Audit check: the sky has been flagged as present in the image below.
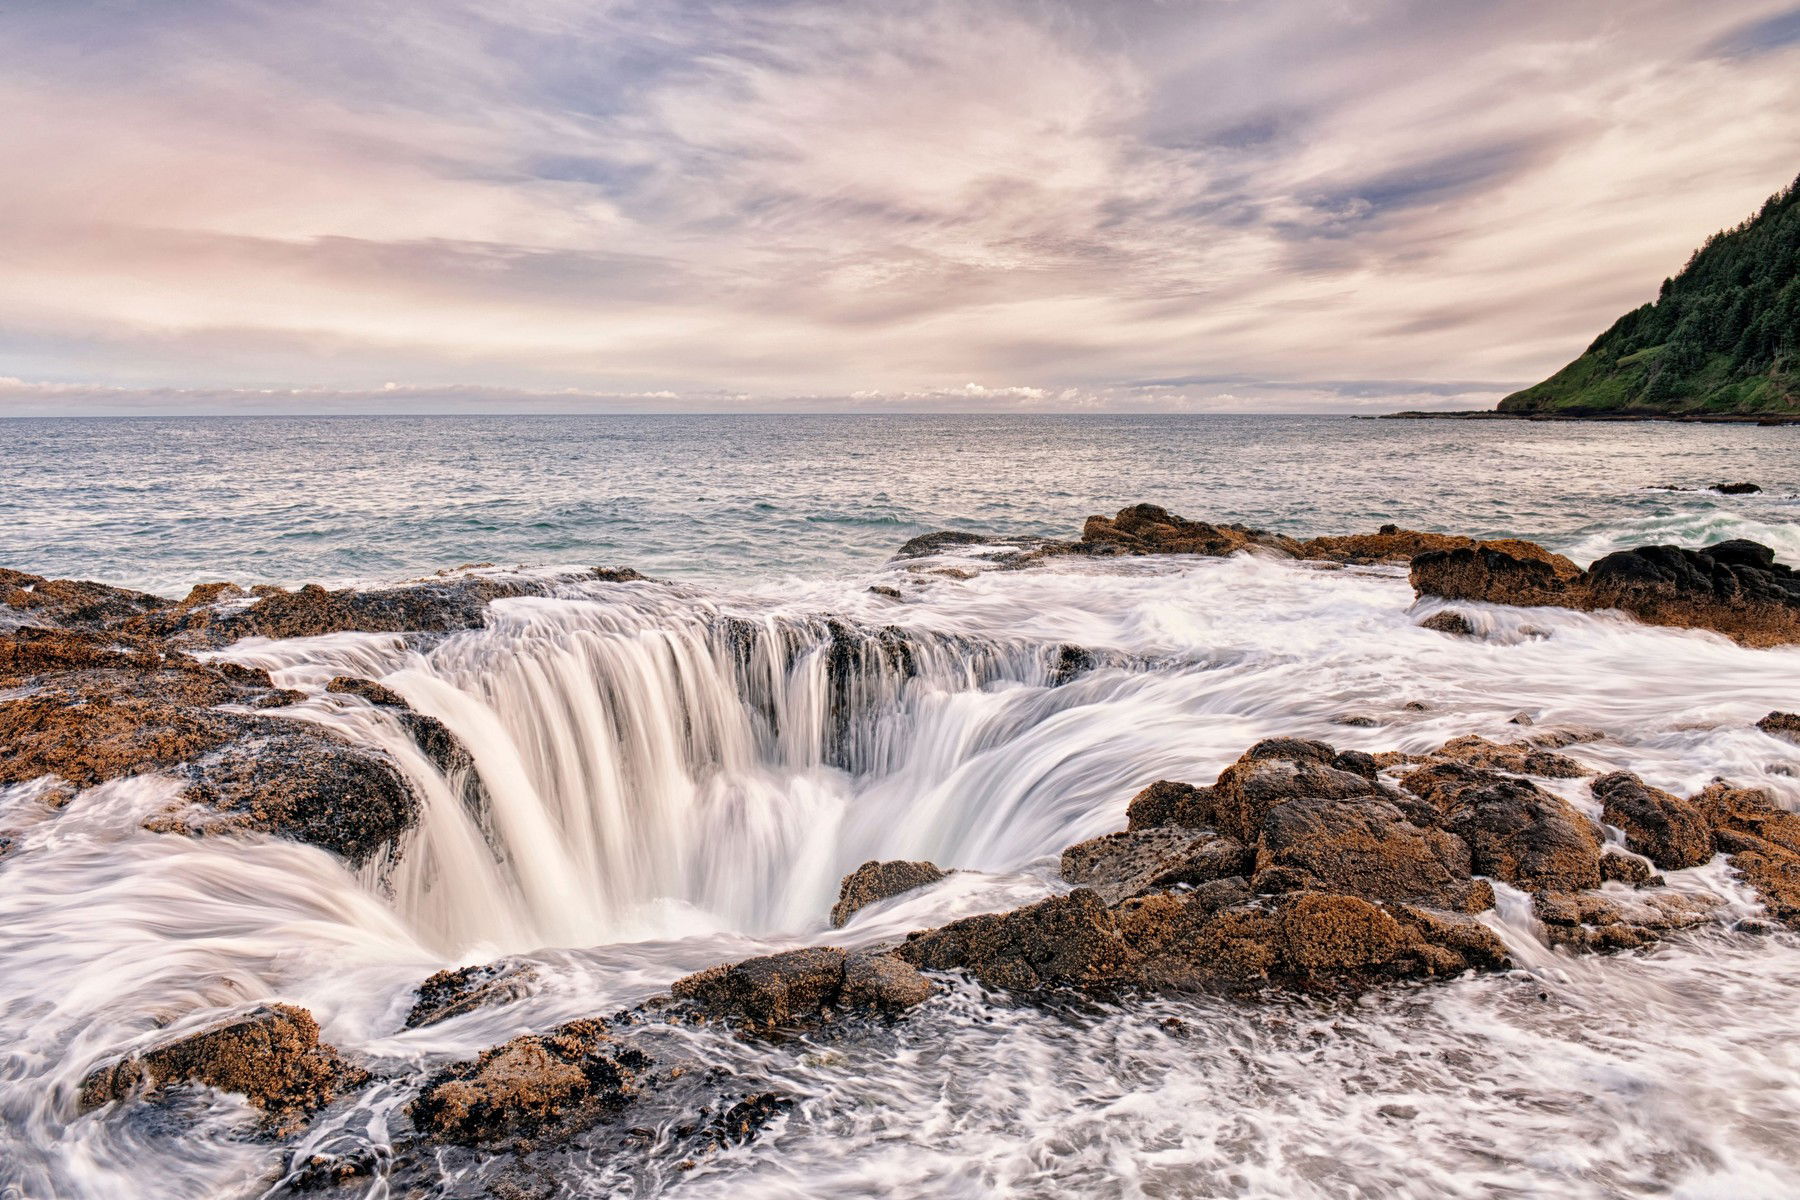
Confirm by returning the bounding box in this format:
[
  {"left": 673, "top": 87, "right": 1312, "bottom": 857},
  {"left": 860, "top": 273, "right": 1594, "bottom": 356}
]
[{"left": 2, "top": 0, "right": 1799, "bottom": 416}]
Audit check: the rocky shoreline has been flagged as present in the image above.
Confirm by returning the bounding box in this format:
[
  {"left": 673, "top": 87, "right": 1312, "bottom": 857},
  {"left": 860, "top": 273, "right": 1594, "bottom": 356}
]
[{"left": 6, "top": 506, "right": 1800, "bottom": 1195}]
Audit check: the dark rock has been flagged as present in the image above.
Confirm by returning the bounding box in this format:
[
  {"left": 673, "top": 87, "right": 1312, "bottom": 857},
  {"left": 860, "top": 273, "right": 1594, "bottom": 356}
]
[
  {"left": 708, "top": 1092, "right": 791, "bottom": 1147},
  {"left": 1400, "top": 763, "right": 1605, "bottom": 891},
  {"left": 407, "top": 1018, "right": 645, "bottom": 1146},
  {"left": 866, "top": 585, "right": 903, "bottom": 600},
  {"left": 1049, "top": 644, "right": 1096, "bottom": 685},
  {"left": 1296, "top": 530, "right": 1579, "bottom": 572},
  {"left": 830, "top": 859, "right": 947, "bottom": 927},
  {"left": 1073, "top": 505, "right": 1300, "bottom": 558},
  {"left": 894, "top": 530, "right": 991, "bottom": 559},
  {"left": 1599, "top": 851, "right": 1657, "bottom": 885},
  {"left": 327, "top": 675, "right": 475, "bottom": 780},
  {"left": 80, "top": 1004, "right": 366, "bottom": 1135},
  {"left": 1209, "top": 739, "right": 1385, "bottom": 843},
  {"left": 0, "top": 568, "right": 170, "bottom": 630},
  {"left": 1592, "top": 772, "right": 1713, "bottom": 869},
  {"left": 1429, "top": 734, "right": 1592, "bottom": 779},
  {"left": 1059, "top": 827, "right": 1250, "bottom": 905},
  {"left": 1125, "top": 780, "right": 1223, "bottom": 831},
  {"left": 1713, "top": 481, "right": 1761, "bottom": 494},
  {"left": 1418, "top": 610, "right": 1476, "bottom": 637},
  {"left": 406, "top": 961, "right": 539, "bottom": 1029},
  {"left": 671, "top": 947, "right": 933, "bottom": 1030},
  {"left": 1531, "top": 889, "right": 1720, "bottom": 952}
]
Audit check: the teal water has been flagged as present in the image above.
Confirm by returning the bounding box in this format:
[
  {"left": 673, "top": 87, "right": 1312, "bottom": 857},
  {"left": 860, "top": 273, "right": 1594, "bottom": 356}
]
[{"left": 2, "top": 414, "right": 1796, "bottom": 592}]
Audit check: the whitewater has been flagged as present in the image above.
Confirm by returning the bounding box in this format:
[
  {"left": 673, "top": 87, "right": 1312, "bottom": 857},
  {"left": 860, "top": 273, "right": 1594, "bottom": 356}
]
[{"left": 3, "top": 414, "right": 1799, "bottom": 1199}]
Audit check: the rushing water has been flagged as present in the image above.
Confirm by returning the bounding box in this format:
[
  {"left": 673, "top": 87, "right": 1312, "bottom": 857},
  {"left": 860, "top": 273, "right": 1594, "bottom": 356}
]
[{"left": 2, "top": 415, "right": 1799, "bottom": 1199}]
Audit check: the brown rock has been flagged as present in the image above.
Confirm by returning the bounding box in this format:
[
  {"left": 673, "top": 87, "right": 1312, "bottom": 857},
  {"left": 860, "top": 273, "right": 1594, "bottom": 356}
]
[
  {"left": 1075, "top": 505, "right": 1301, "bottom": 558},
  {"left": 671, "top": 946, "right": 933, "bottom": 1030},
  {"left": 897, "top": 889, "right": 1142, "bottom": 993},
  {"left": 1758, "top": 711, "right": 1800, "bottom": 742},
  {"left": 1059, "top": 827, "right": 1250, "bottom": 905},
  {"left": 830, "top": 859, "right": 947, "bottom": 927},
  {"left": 1531, "top": 890, "right": 1721, "bottom": 952},
  {"left": 1297, "top": 527, "right": 1579, "bottom": 573},
  {"left": 0, "top": 568, "right": 170, "bottom": 630},
  {"left": 1429, "top": 734, "right": 1592, "bottom": 779},
  {"left": 840, "top": 952, "right": 936, "bottom": 1012},
  {"left": 1411, "top": 546, "right": 1579, "bottom": 610},
  {"left": 1209, "top": 738, "right": 1384, "bottom": 843},
  {"left": 1599, "top": 851, "right": 1657, "bottom": 886},
  {"left": 1418, "top": 610, "right": 1477, "bottom": 637},
  {"left": 1591, "top": 772, "right": 1713, "bottom": 870},
  {"left": 1124, "top": 779, "right": 1223, "bottom": 831},
  {"left": 1400, "top": 763, "right": 1604, "bottom": 891},
  {"left": 80, "top": 1004, "right": 365, "bottom": 1135},
  {"left": 407, "top": 1018, "right": 644, "bottom": 1146},
  {"left": 1690, "top": 781, "right": 1800, "bottom": 925},
  {"left": 1252, "top": 796, "right": 1489, "bottom": 912}
]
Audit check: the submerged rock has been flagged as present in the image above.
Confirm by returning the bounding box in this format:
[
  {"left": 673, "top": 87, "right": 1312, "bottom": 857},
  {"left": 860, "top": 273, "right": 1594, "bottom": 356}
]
[
  {"left": 1531, "top": 889, "right": 1721, "bottom": 952},
  {"left": 1758, "top": 711, "right": 1800, "bottom": 741},
  {"left": 1413, "top": 539, "right": 1800, "bottom": 648},
  {"left": 1418, "top": 609, "right": 1477, "bottom": 637},
  {"left": 1060, "top": 828, "right": 1250, "bottom": 905},
  {"left": 830, "top": 859, "right": 947, "bottom": 927},
  {"left": 1591, "top": 771, "right": 1713, "bottom": 870},
  {"left": 671, "top": 947, "right": 933, "bottom": 1031},
  {"left": 406, "top": 960, "right": 539, "bottom": 1030},
  {"left": 80, "top": 1004, "right": 366, "bottom": 1136},
  {"left": 1714, "top": 481, "right": 1762, "bottom": 494}
]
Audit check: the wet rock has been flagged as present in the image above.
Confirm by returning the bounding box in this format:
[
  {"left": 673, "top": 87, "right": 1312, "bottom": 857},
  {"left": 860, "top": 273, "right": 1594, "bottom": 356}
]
[
  {"left": 1400, "top": 763, "right": 1605, "bottom": 892},
  {"left": 406, "top": 961, "right": 539, "bottom": 1030},
  {"left": 1049, "top": 643, "right": 1096, "bottom": 685},
  {"left": 1591, "top": 772, "right": 1713, "bottom": 870},
  {"left": 1691, "top": 780, "right": 1800, "bottom": 925},
  {"left": 897, "top": 888, "right": 1142, "bottom": 993},
  {"left": 1414, "top": 540, "right": 1800, "bottom": 648},
  {"left": 1599, "top": 851, "right": 1658, "bottom": 886},
  {"left": 1334, "top": 713, "right": 1380, "bottom": 728},
  {"left": 671, "top": 947, "right": 933, "bottom": 1030},
  {"left": 866, "top": 585, "right": 903, "bottom": 600},
  {"left": 893, "top": 530, "right": 992, "bottom": 559},
  {"left": 1531, "top": 890, "right": 1721, "bottom": 952},
  {"left": 1209, "top": 738, "right": 1386, "bottom": 843},
  {"left": 830, "top": 859, "right": 947, "bottom": 927},
  {"left": 1059, "top": 827, "right": 1251, "bottom": 905},
  {"left": 1428, "top": 734, "right": 1592, "bottom": 779},
  {"left": 326, "top": 675, "right": 475, "bottom": 780},
  {"left": 80, "top": 1004, "right": 366, "bottom": 1135},
  {"left": 407, "top": 1018, "right": 646, "bottom": 1146},
  {"left": 1124, "top": 779, "right": 1223, "bottom": 831},
  {"left": 1073, "top": 505, "right": 1301, "bottom": 558},
  {"left": 1418, "top": 610, "right": 1476, "bottom": 637},
  {"left": 1252, "top": 796, "right": 1491, "bottom": 912},
  {"left": 1714, "top": 481, "right": 1761, "bottom": 494},
  {"left": 1296, "top": 527, "right": 1579, "bottom": 573},
  {"left": 707, "top": 1092, "right": 792, "bottom": 1147},
  {"left": 0, "top": 568, "right": 170, "bottom": 630},
  {"left": 1757, "top": 711, "right": 1800, "bottom": 742}
]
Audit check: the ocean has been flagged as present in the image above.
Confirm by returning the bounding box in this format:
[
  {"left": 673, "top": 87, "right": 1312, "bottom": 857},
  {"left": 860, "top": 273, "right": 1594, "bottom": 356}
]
[{"left": 3, "top": 414, "right": 1799, "bottom": 1199}]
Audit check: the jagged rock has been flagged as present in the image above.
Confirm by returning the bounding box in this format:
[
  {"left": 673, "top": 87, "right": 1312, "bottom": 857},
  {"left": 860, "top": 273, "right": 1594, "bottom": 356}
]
[
  {"left": 671, "top": 947, "right": 933, "bottom": 1030},
  {"left": 1428, "top": 734, "right": 1592, "bottom": 779},
  {"left": 0, "top": 568, "right": 170, "bottom": 630},
  {"left": 1599, "top": 851, "right": 1658, "bottom": 885},
  {"left": 80, "top": 1004, "right": 366, "bottom": 1135},
  {"left": 1400, "top": 763, "right": 1605, "bottom": 891},
  {"left": 830, "top": 859, "right": 947, "bottom": 927},
  {"left": 1418, "top": 610, "right": 1477, "bottom": 637},
  {"left": 1124, "top": 780, "right": 1223, "bottom": 831},
  {"left": 1591, "top": 772, "right": 1713, "bottom": 869},
  {"left": 867, "top": 585, "right": 903, "bottom": 600},
  {"left": 1073, "top": 504, "right": 1300, "bottom": 558},
  {"left": 1208, "top": 738, "right": 1387, "bottom": 843},
  {"left": 1414, "top": 539, "right": 1800, "bottom": 648},
  {"left": 1758, "top": 711, "right": 1800, "bottom": 741},
  {"left": 407, "top": 1018, "right": 646, "bottom": 1146},
  {"left": 1714, "top": 481, "right": 1761, "bottom": 494},
  {"left": 1691, "top": 780, "right": 1800, "bottom": 924},
  {"left": 326, "top": 675, "right": 474, "bottom": 780},
  {"left": 708, "top": 1092, "right": 793, "bottom": 1146},
  {"left": 893, "top": 530, "right": 992, "bottom": 559},
  {"left": 1531, "top": 890, "right": 1721, "bottom": 952},
  {"left": 1252, "top": 796, "right": 1491, "bottom": 912},
  {"left": 1296, "top": 526, "right": 1579, "bottom": 573},
  {"left": 1059, "top": 827, "right": 1250, "bottom": 905},
  {"left": 406, "top": 961, "right": 539, "bottom": 1029}
]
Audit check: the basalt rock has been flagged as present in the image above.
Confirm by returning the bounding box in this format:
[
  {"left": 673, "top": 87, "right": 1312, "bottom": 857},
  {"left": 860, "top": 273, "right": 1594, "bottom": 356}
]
[
  {"left": 830, "top": 859, "right": 947, "bottom": 927},
  {"left": 1413, "top": 539, "right": 1800, "bottom": 648},
  {"left": 1714, "top": 481, "right": 1761, "bottom": 494},
  {"left": 1591, "top": 772, "right": 1713, "bottom": 870},
  {"left": 1124, "top": 780, "right": 1224, "bottom": 831},
  {"left": 1756, "top": 711, "right": 1800, "bottom": 742},
  {"left": 1428, "top": 734, "right": 1592, "bottom": 779},
  {"left": 1691, "top": 780, "right": 1800, "bottom": 924},
  {"left": 1074, "top": 505, "right": 1301, "bottom": 558},
  {"left": 0, "top": 568, "right": 170, "bottom": 631},
  {"left": 1399, "top": 763, "right": 1605, "bottom": 892},
  {"left": 407, "top": 1018, "right": 647, "bottom": 1146},
  {"left": 326, "top": 675, "right": 475, "bottom": 781},
  {"left": 1059, "top": 828, "right": 1251, "bottom": 905},
  {"left": 406, "top": 961, "right": 540, "bottom": 1030},
  {"left": 1251, "top": 796, "right": 1491, "bottom": 913},
  {"left": 671, "top": 947, "right": 933, "bottom": 1031},
  {"left": 79, "top": 1004, "right": 366, "bottom": 1136}
]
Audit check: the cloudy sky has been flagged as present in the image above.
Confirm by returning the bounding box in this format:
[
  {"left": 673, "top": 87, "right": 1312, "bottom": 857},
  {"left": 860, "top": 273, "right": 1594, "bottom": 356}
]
[{"left": 3, "top": 0, "right": 1799, "bottom": 415}]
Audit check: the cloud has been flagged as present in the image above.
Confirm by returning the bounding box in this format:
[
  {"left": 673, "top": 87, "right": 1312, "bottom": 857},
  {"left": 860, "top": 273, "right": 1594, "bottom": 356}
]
[{"left": 1, "top": 0, "right": 1798, "bottom": 412}]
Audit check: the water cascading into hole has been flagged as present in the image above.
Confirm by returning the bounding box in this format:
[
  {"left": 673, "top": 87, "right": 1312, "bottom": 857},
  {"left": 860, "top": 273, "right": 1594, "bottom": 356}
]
[{"left": 279, "top": 595, "right": 1109, "bottom": 955}]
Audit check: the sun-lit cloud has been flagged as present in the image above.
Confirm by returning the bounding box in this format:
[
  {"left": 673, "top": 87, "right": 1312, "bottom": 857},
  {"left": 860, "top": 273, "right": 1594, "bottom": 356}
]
[{"left": 1, "top": 0, "right": 1797, "bottom": 412}]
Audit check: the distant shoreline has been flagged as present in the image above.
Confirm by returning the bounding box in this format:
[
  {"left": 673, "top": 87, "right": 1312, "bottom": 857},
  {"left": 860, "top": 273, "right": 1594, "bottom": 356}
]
[{"left": 1372, "top": 410, "right": 1800, "bottom": 426}]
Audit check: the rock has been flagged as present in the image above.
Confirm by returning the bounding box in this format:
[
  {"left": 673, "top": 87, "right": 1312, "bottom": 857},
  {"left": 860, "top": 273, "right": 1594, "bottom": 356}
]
[
  {"left": 1296, "top": 528, "right": 1579, "bottom": 573},
  {"left": 1599, "top": 851, "right": 1657, "bottom": 885},
  {"left": 893, "top": 530, "right": 991, "bottom": 559},
  {"left": 898, "top": 889, "right": 1142, "bottom": 993},
  {"left": 671, "top": 947, "right": 933, "bottom": 1030},
  {"left": 1714, "top": 481, "right": 1761, "bottom": 494},
  {"left": 0, "top": 568, "right": 170, "bottom": 630},
  {"left": 830, "top": 859, "right": 947, "bottom": 927},
  {"left": 866, "top": 585, "right": 903, "bottom": 600},
  {"left": 1428, "top": 734, "right": 1592, "bottom": 779},
  {"left": 708, "top": 1092, "right": 792, "bottom": 1147},
  {"left": 1757, "top": 711, "right": 1800, "bottom": 741},
  {"left": 1059, "top": 827, "right": 1250, "bottom": 905},
  {"left": 1252, "top": 796, "right": 1491, "bottom": 912},
  {"left": 406, "top": 961, "right": 539, "bottom": 1029},
  {"left": 1414, "top": 539, "right": 1800, "bottom": 648},
  {"left": 1049, "top": 643, "right": 1096, "bottom": 685},
  {"left": 1591, "top": 772, "right": 1713, "bottom": 869},
  {"left": 1209, "top": 738, "right": 1386, "bottom": 843},
  {"left": 1073, "top": 505, "right": 1300, "bottom": 558},
  {"left": 1531, "top": 890, "right": 1721, "bottom": 952},
  {"left": 80, "top": 1004, "right": 366, "bottom": 1135},
  {"left": 326, "top": 675, "right": 475, "bottom": 780},
  {"left": 1690, "top": 780, "right": 1800, "bottom": 925},
  {"left": 407, "top": 1018, "right": 646, "bottom": 1146},
  {"left": 1418, "top": 610, "right": 1476, "bottom": 637},
  {"left": 1400, "top": 763, "right": 1605, "bottom": 891},
  {"left": 1124, "top": 780, "right": 1223, "bottom": 831}
]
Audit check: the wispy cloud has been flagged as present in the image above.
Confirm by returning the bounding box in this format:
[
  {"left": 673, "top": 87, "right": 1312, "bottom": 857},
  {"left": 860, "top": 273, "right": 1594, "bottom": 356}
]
[{"left": 1, "top": 0, "right": 1797, "bottom": 412}]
